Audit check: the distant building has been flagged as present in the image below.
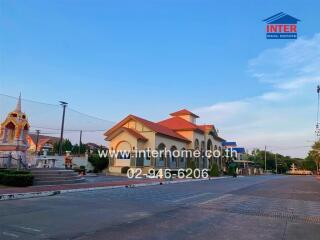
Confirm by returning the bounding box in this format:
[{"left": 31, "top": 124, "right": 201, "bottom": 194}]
[
  {"left": 27, "top": 134, "right": 60, "bottom": 154},
  {"left": 86, "top": 142, "right": 108, "bottom": 154},
  {"left": 104, "top": 109, "right": 225, "bottom": 174},
  {"left": 222, "top": 141, "right": 247, "bottom": 160}
]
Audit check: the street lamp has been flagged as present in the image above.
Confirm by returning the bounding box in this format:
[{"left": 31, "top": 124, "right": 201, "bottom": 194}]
[{"left": 59, "top": 101, "right": 68, "bottom": 156}]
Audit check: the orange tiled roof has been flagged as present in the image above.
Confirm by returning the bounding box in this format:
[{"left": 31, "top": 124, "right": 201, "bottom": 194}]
[
  {"left": 28, "top": 134, "right": 60, "bottom": 144},
  {"left": 197, "top": 124, "right": 214, "bottom": 132},
  {"left": 158, "top": 117, "right": 204, "bottom": 133},
  {"left": 105, "top": 115, "right": 190, "bottom": 143},
  {"left": 170, "top": 109, "right": 199, "bottom": 118}
]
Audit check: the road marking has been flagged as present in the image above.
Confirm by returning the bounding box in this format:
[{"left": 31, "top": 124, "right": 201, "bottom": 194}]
[
  {"left": 2, "top": 232, "right": 19, "bottom": 238},
  {"left": 14, "top": 226, "right": 41, "bottom": 232},
  {"left": 171, "top": 193, "right": 212, "bottom": 203},
  {"left": 198, "top": 194, "right": 233, "bottom": 205},
  {"left": 125, "top": 211, "right": 151, "bottom": 218}
]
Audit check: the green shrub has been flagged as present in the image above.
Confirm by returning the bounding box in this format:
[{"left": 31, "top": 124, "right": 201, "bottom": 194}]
[
  {"left": 88, "top": 154, "right": 108, "bottom": 173},
  {"left": 187, "top": 159, "right": 197, "bottom": 178},
  {"left": 209, "top": 163, "right": 219, "bottom": 177},
  {"left": 0, "top": 172, "right": 34, "bottom": 187}
]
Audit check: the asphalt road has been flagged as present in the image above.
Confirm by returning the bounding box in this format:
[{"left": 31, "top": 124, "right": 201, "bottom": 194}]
[{"left": 0, "top": 175, "right": 319, "bottom": 240}]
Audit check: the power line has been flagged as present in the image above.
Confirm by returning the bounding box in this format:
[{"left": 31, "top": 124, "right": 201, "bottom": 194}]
[
  {"left": 30, "top": 126, "right": 107, "bottom": 132},
  {"left": 0, "top": 93, "right": 59, "bottom": 107},
  {"left": 0, "top": 93, "right": 114, "bottom": 124}
]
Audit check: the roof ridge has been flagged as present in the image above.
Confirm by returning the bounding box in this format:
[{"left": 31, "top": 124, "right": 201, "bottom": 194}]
[
  {"left": 158, "top": 116, "right": 198, "bottom": 126},
  {"left": 158, "top": 116, "right": 204, "bottom": 133},
  {"left": 106, "top": 114, "right": 190, "bottom": 142},
  {"left": 170, "top": 109, "right": 199, "bottom": 118}
]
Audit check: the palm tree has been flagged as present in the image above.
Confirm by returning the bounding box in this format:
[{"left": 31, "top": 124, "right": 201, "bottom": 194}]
[{"left": 309, "top": 141, "right": 320, "bottom": 174}]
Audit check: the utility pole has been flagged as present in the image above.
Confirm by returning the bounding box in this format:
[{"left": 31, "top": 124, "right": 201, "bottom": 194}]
[
  {"left": 35, "top": 130, "right": 40, "bottom": 155},
  {"left": 78, "top": 130, "right": 82, "bottom": 156},
  {"left": 316, "top": 85, "right": 320, "bottom": 139},
  {"left": 264, "top": 145, "right": 267, "bottom": 172},
  {"left": 59, "top": 101, "right": 68, "bottom": 156}
]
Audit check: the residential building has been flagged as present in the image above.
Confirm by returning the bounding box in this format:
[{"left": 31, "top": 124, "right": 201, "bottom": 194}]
[
  {"left": 104, "top": 109, "right": 225, "bottom": 174},
  {"left": 27, "top": 134, "right": 60, "bottom": 154},
  {"left": 222, "top": 141, "right": 246, "bottom": 160}
]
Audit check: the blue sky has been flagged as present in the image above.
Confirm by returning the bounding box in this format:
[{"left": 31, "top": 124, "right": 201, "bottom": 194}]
[{"left": 1, "top": 0, "right": 320, "bottom": 157}]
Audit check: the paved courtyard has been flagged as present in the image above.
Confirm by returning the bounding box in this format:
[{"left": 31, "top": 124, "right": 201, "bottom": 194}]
[{"left": 0, "top": 175, "right": 319, "bottom": 240}]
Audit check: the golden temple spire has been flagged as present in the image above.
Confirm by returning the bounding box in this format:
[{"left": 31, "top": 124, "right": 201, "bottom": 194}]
[{"left": 15, "top": 93, "right": 22, "bottom": 112}]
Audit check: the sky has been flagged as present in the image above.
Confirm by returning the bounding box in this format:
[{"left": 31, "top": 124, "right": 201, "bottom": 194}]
[{"left": 1, "top": 0, "right": 320, "bottom": 157}]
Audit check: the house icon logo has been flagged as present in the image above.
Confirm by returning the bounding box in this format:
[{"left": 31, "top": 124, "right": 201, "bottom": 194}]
[{"left": 263, "top": 12, "right": 300, "bottom": 39}]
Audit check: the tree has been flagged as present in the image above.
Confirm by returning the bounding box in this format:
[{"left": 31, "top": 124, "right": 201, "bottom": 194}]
[
  {"left": 301, "top": 159, "right": 317, "bottom": 171},
  {"left": 307, "top": 141, "right": 320, "bottom": 173},
  {"left": 53, "top": 139, "right": 73, "bottom": 154},
  {"left": 209, "top": 163, "right": 219, "bottom": 177},
  {"left": 187, "top": 159, "right": 197, "bottom": 178},
  {"left": 246, "top": 149, "right": 303, "bottom": 173},
  {"left": 88, "top": 154, "right": 108, "bottom": 173},
  {"left": 71, "top": 144, "right": 87, "bottom": 155}
]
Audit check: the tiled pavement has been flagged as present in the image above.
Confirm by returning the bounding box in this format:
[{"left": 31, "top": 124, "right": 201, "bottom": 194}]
[
  {"left": 0, "top": 177, "right": 162, "bottom": 195},
  {"left": 0, "top": 175, "right": 319, "bottom": 239}
]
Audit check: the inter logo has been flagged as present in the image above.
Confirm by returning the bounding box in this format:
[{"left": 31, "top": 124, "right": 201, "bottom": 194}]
[{"left": 263, "top": 12, "right": 300, "bottom": 39}]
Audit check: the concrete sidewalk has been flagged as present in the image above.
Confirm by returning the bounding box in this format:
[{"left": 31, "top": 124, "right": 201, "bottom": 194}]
[{"left": 0, "top": 177, "right": 227, "bottom": 201}]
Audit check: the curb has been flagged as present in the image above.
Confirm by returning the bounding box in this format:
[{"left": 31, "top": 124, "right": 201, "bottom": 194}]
[{"left": 0, "top": 176, "right": 230, "bottom": 201}]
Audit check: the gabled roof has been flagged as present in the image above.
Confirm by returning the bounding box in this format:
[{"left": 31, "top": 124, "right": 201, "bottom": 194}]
[
  {"left": 263, "top": 12, "right": 300, "bottom": 24},
  {"left": 120, "top": 127, "right": 148, "bottom": 141},
  {"left": 28, "top": 134, "right": 60, "bottom": 144},
  {"left": 158, "top": 117, "right": 204, "bottom": 133},
  {"left": 170, "top": 109, "right": 199, "bottom": 118},
  {"left": 86, "top": 143, "right": 108, "bottom": 150},
  {"left": 105, "top": 115, "right": 190, "bottom": 143},
  {"left": 86, "top": 142, "right": 100, "bottom": 148}
]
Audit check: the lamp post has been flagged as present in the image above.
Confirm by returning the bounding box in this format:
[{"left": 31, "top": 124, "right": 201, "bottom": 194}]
[{"left": 59, "top": 101, "right": 68, "bottom": 156}]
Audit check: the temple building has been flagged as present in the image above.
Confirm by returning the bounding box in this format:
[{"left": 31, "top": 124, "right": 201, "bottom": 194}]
[
  {"left": 104, "top": 109, "right": 225, "bottom": 174},
  {"left": 0, "top": 94, "right": 30, "bottom": 167}
]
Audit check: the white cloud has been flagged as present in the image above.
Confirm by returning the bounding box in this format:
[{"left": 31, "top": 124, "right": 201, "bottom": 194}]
[{"left": 194, "top": 34, "right": 320, "bottom": 158}]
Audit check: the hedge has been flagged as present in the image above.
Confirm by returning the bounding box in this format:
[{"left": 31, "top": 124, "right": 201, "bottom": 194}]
[
  {"left": 0, "top": 170, "right": 34, "bottom": 187},
  {"left": 0, "top": 169, "right": 30, "bottom": 175}
]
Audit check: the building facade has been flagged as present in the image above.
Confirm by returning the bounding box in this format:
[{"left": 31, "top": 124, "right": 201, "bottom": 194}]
[{"left": 105, "top": 109, "right": 225, "bottom": 174}]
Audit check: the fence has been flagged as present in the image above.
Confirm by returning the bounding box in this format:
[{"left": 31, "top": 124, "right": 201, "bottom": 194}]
[{"left": 0, "top": 153, "right": 27, "bottom": 170}]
